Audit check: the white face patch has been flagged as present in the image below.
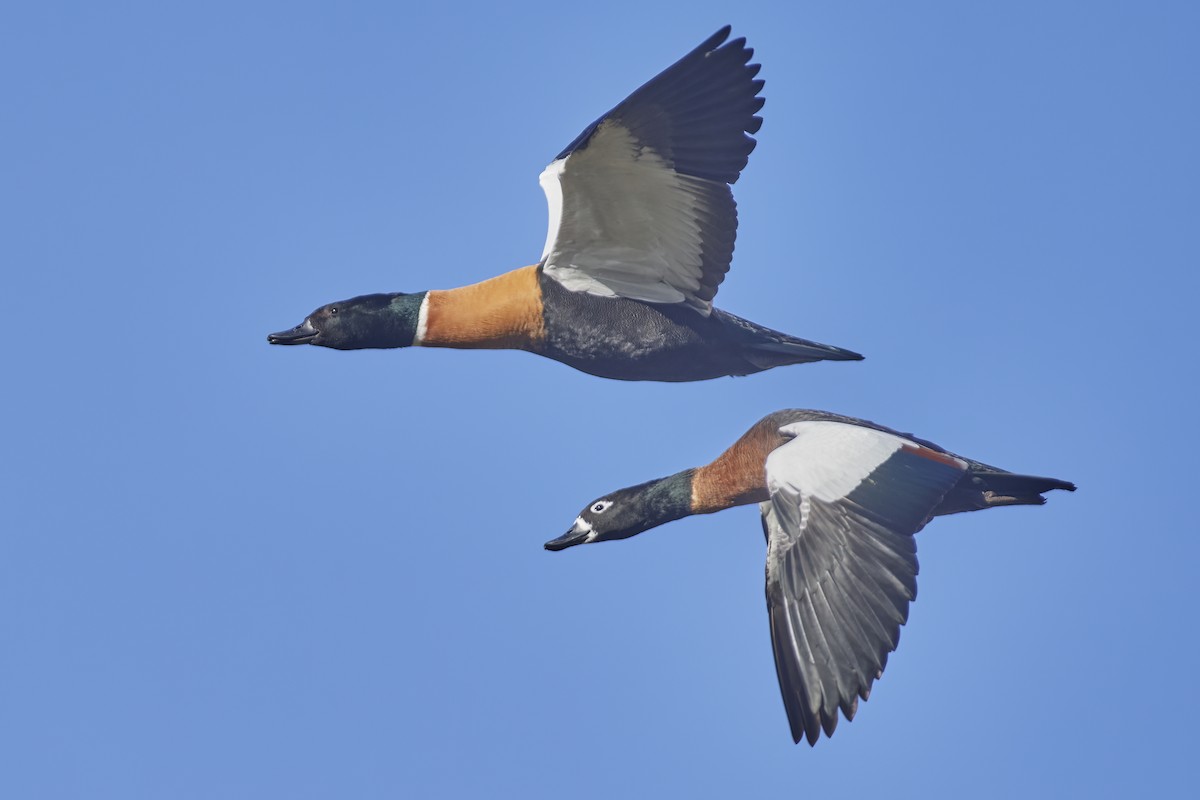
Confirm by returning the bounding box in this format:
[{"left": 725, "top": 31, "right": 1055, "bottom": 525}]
[
  {"left": 413, "top": 293, "right": 430, "bottom": 346},
  {"left": 572, "top": 516, "right": 599, "bottom": 543}
]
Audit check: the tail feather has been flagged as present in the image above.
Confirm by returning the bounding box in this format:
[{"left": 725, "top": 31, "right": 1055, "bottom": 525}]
[
  {"left": 750, "top": 339, "right": 865, "bottom": 364},
  {"left": 980, "top": 472, "right": 1077, "bottom": 506},
  {"left": 936, "top": 470, "right": 1075, "bottom": 516},
  {"left": 714, "top": 308, "right": 864, "bottom": 366}
]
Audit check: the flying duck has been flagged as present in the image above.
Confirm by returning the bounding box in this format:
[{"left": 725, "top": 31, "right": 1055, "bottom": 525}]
[
  {"left": 267, "top": 27, "right": 862, "bottom": 381},
  {"left": 544, "top": 409, "right": 1075, "bottom": 744}
]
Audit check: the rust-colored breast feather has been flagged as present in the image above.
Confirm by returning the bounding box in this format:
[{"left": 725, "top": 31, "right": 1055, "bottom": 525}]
[
  {"left": 691, "top": 418, "right": 788, "bottom": 514},
  {"left": 422, "top": 265, "right": 546, "bottom": 349}
]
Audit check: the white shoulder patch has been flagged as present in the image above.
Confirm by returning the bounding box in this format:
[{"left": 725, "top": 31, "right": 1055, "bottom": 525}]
[
  {"left": 538, "top": 158, "right": 567, "bottom": 263},
  {"left": 766, "top": 421, "right": 912, "bottom": 503}
]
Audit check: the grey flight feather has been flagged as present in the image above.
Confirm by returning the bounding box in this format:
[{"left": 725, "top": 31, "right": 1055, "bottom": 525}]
[{"left": 762, "top": 445, "right": 967, "bottom": 745}]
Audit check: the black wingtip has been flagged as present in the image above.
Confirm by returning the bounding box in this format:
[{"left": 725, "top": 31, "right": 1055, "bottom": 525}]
[{"left": 695, "top": 26, "right": 733, "bottom": 54}]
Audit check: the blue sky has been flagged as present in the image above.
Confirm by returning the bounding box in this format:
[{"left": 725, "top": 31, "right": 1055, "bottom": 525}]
[{"left": 3, "top": 1, "right": 1196, "bottom": 797}]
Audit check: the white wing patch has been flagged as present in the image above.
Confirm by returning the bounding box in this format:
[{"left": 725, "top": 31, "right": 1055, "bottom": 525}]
[
  {"left": 766, "top": 421, "right": 913, "bottom": 503},
  {"left": 539, "top": 158, "right": 566, "bottom": 263},
  {"left": 539, "top": 120, "right": 721, "bottom": 313}
]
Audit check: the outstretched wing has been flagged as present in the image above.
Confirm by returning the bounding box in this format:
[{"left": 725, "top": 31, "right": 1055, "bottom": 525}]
[
  {"left": 539, "top": 27, "right": 764, "bottom": 315},
  {"left": 761, "top": 420, "right": 968, "bottom": 745}
]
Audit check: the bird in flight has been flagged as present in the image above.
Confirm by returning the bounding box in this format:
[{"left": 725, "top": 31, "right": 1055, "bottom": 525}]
[
  {"left": 545, "top": 409, "right": 1075, "bottom": 744},
  {"left": 268, "top": 27, "right": 862, "bottom": 381}
]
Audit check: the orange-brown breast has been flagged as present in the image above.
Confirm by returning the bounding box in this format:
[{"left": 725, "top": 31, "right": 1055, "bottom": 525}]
[
  {"left": 421, "top": 265, "right": 546, "bottom": 349},
  {"left": 691, "top": 417, "right": 789, "bottom": 514}
]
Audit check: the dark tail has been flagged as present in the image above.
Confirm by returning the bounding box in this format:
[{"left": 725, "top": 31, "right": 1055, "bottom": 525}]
[
  {"left": 714, "top": 309, "right": 865, "bottom": 367},
  {"left": 749, "top": 338, "right": 865, "bottom": 365},
  {"left": 978, "top": 472, "right": 1076, "bottom": 507},
  {"left": 936, "top": 469, "right": 1076, "bottom": 516}
]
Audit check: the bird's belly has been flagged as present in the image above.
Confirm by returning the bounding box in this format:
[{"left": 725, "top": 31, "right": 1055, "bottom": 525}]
[{"left": 539, "top": 299, "right": 747, "bottom": 381}]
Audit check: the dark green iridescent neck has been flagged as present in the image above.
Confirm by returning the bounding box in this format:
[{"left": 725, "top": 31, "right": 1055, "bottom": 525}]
[
  {"left": 342, "top": 291, "right": 426, "bottom": 349},
  {"left": 383, "top": 292, "right": 426, "bottom": 347},
  {"left": 640, "top": 469, "right": 697, "bottom": 527}
]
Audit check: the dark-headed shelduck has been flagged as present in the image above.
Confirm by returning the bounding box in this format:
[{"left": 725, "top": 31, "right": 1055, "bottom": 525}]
[
  {"left": 545, "top": 409, "right": 1075, "bottom": 744},
  {"left": 268, "top": 27, "right": 862, "bottom": 381}
]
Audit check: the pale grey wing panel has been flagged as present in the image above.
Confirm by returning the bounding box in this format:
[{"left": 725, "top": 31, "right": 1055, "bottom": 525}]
[
  {"left": 540, "top": 28, "right": 761, "bottom": 314},
  {"left": 762, "top": 441, "right": 967, "bottom": 745},
  {"left": 542, "top": 142, "right": 734, "bottom": 312}
]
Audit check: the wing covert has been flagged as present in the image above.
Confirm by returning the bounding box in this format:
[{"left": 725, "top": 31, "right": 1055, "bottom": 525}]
[
  {"left": 761, "top": 421, "right": 969, "bottom": 745},
  {"left": 540, "top": 27, "right": 764, "bottom": 314}
]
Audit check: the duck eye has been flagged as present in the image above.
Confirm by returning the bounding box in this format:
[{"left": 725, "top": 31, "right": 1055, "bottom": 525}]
[
  {"left": 329, "top": 307, "right": 338, "bottom": 315},
  {"left": 592, "top": 501, "right": 611, "bottom": 514}
]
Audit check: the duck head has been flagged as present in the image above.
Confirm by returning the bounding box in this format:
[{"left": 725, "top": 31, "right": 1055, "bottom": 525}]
[
  {"left": 268, "top": 292, "right": 426, "bottom": 350},
  {"left": 544, "top": 472, "right": 695, "bottom": 551}
]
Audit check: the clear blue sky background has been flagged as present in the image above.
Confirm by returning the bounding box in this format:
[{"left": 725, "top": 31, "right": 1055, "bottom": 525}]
[{"left": 3, "top": 1, "right": 1196, "bottom": 797}]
